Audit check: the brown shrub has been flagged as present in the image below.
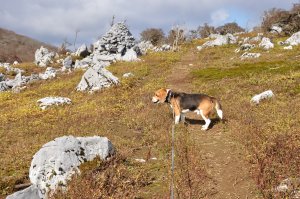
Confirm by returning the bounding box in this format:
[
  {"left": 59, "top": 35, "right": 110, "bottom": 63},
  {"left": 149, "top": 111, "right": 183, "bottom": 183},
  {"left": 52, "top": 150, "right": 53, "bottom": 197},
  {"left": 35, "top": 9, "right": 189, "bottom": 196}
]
[
  {"left": 198, "top": 23, "right": 216, "bottom": 38},
  {"left": 216, "top": 22, "right": 245, "bottom": 35},
  {"left": 140, "top": 28, "right": 165, "bottom": 46}
]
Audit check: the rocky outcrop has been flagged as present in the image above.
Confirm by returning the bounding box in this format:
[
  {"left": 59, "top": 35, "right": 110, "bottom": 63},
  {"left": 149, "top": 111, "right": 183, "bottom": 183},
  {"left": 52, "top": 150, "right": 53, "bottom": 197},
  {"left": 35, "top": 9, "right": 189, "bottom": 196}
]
[
  {"left": 34, "top": 46, "right": 56, "bottom": 67},
  {"left": 120, "top": 48, "right": 139, "bottom": 62},
  {"left": 138, "top": 41, "right": 154, "bottom": 54},
  {"left": 37, "top": 97, "right": 71, "bottom": 110},
  {"left": 0, "top": 62, "right": 24, "bottom": 74},
  {"left": 93, "top": 22, "right": 138, "bottom": 58},
  {"left": 285, "top": 31, "right": 300, "bottom": 46},
  {"left": 197, "top": 34, "right": 237, "bottom": 50},
  {"left": 259, "top": 37, "right": 274, "bottom": 50},
  {"left": 7, "top": 136, "right": 115, "bottom": 199},
  {"left": 76, "top": 64, "right": 119, "bottom": 92}
]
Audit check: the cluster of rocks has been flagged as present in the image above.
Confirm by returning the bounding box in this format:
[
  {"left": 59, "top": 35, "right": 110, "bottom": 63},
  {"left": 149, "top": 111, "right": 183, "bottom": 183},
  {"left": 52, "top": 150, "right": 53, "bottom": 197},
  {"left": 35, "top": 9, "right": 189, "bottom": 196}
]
[
  {"left": 197, "top": 33, "right": 237, "bottom": 51},
  {"left": 37, "top": 97, "right": 72, "bottom": 110},
  {"left": 7, "top": 136, "right": 114, "bottom": 199},
  {"left": 0, "top": 62, "right": 58, "bottom": 92},
  {"left": 73, "top": 22, "right": 143, "bottom": 91},
  {"left": 76, "top": 64, "right": 119, "bottom": 92},
  {"left": 0, "top": 62, "right": 24, "bottom": 74},
  {"left": 0, "top": 72, "right": 39, "bottom": 92},
  {"left": 34, "top": 46, "right": 57, "bottom": 67}
]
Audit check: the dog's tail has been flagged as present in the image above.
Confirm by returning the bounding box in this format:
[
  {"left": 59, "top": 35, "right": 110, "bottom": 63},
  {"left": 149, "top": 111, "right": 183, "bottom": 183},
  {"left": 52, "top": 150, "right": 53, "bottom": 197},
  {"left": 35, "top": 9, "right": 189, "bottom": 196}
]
[{"left": 212, "top": 98, "right": 223, "bottom": 120}]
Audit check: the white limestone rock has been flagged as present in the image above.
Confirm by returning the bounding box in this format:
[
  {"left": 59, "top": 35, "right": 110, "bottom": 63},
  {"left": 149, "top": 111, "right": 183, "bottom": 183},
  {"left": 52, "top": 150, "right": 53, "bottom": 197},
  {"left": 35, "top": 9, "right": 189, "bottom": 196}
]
[
  {"left": 37, "top": 97, "right": 71, "bottom": 110},
  {"left": 76, "top": 64, "right": 119, "bottom": 92},
  {"left": 7, "top": 136, "right": 114, "bottom": 199},
  {"left": 240, "top": 52, "right": 261, "bottom": 60},
  {"left": 197, "top": 34, "right": 237, "bottom": 51},
  {"left": 62, "top": 56, "right": 73, "bottom": 71},
  {"left": 0, "top": 62, "right": 24, "bottom": 74},
  {"left": 34, "top": 46, "right": 56, "bottom": 67},
  {"left": 39, "top": 67, "right": 56, "bottom": 80},
  {"left": 259, "top": 37, "right": 274, "bottom": 50},
  {"left": 121, "top": 48, "right": 139, "bottom": 62},
  {"left": 123, "top": 72, "right": 134, "bottom": 78},
  {"left": 13, "top": 61, "right": 19, "bottom": 65},
  {"left": 6, "top": 185, "right": 40, "bottom": 199},
  {"left": 235, "top": 44, "right": 255, "bottom": 53},
  {"left": 251, "top": 90, "right": 274, "bottom": 104},
  {"left": 276, "top": 178, "right": 300, "bottom": 198},
  {"left": 270, "top": 25, "right": 282, "bottom": 34},
  {"left": 285, "top": 31, "right": 300, "bottom": 46},
  {"left": 138, "top": 41, "right": 154, "bottom": 54}
]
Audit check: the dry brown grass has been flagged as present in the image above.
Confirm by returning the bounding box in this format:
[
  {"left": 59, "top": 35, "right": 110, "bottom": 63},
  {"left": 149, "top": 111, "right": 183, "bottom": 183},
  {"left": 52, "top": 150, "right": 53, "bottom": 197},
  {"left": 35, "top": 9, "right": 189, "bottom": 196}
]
[{"left": 1, "top": 36, "right": 299, "bottom": 198}]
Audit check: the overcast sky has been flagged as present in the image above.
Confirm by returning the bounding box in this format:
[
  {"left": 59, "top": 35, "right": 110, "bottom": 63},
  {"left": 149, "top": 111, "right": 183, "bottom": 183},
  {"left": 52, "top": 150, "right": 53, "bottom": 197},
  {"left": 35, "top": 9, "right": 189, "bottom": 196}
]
[{"left": 0, "top": 0, "right": 298, "bottom": 47}]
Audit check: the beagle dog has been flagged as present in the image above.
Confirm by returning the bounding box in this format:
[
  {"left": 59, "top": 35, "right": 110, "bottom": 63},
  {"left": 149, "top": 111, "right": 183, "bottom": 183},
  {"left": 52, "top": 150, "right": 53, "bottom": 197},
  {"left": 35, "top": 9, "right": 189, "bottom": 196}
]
[{"left": 152, "top": 88, "right": 223, "bottom": 130}]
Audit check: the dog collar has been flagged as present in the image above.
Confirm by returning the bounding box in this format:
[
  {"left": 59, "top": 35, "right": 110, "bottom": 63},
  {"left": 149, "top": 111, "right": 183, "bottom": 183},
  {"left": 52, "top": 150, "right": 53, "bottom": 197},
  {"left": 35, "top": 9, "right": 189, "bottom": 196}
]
[{"left": 165, "top": 90, "right": 172, "bottom": 103}]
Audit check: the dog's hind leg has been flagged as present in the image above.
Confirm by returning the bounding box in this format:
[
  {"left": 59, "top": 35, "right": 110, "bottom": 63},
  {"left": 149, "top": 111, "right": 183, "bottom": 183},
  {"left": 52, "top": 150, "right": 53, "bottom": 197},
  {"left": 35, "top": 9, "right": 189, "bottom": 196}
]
[
  {"left": 200, "top": 110, "right": 211, "bottom": 130},
  {"left": 180, "top": 114, "right": 186, "bottom": 123}
]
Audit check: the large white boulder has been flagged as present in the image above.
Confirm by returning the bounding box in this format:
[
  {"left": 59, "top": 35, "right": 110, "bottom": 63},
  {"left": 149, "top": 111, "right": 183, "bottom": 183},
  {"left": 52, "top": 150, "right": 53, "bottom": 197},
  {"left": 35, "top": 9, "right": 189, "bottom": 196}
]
[
  {"left": 138, "top": 41, "right": 154, "bottom": 54},
  {"left": 197, "top": 34, "right": 237, "bottom": 50},
  {"left": 285, "top": 31, "right": 300, "bottom": 46},
  {"left": 76, "top": 64, "right": 119, "bottom": 92},
  {"left": 7, "top": 136, "right": 114, "bottom": 199},
  {"left": 120, "top": 48, "right": 139, "bottom": 62},
  {"left": 259, "top": 37, "right": 274, "bottom": 50},
  {"left": 34, "top": 46, "right": 56, "bottom": 67},
  {"left": 37, "top": 97, "right": 71, "bottom": 110}
]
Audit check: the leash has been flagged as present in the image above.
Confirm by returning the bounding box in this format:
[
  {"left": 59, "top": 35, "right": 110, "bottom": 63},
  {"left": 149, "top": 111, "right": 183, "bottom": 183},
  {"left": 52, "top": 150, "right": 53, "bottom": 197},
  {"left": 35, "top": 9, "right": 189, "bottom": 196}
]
[{"left": 171, "top": 124, "right": 175, "bottom": 199}]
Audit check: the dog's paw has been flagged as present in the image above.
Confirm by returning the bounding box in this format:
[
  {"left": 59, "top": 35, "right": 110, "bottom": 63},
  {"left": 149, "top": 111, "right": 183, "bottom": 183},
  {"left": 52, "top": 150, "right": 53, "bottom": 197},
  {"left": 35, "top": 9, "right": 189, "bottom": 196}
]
[{"left": 201, "top": 126, "right": 208, "bottom": 131}]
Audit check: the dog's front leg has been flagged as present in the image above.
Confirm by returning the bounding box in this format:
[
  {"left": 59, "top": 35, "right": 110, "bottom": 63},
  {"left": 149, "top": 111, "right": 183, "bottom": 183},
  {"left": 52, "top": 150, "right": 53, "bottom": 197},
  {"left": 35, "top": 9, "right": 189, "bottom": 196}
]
[{"left": 174, "top": 114, "right": 180, "bottom": 124}]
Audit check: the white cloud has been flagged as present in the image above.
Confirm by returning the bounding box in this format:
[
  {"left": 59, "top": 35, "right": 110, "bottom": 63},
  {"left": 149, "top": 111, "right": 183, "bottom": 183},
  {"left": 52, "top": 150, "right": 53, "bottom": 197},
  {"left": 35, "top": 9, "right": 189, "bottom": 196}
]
[
  {"left": 211, "top": 9, "right": 230, "bottom": 26},
  {"left": 0, "top": 0, "right": 298, "bottom": 46}
]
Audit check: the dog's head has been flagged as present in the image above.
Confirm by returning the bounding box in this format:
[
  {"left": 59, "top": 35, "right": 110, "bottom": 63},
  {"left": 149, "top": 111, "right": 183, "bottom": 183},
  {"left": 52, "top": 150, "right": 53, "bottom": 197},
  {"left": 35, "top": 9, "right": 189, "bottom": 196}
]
[{"left": 152, "top": 88, "right": 170, "bottom": 103}]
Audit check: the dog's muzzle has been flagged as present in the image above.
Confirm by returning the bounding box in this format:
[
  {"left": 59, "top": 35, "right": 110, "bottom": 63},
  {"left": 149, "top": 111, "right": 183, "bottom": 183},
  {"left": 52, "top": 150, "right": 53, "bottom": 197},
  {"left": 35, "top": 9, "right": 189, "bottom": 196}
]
[{"left": 152, "top": 97, "right": 159, "bottom": 103}]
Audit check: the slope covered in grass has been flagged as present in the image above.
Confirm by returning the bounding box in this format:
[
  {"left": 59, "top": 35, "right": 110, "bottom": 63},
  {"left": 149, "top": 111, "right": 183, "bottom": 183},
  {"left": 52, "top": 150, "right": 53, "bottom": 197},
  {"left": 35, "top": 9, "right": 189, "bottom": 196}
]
[{"left": 1, "top": 35, "right": 300, "bottom": 198}]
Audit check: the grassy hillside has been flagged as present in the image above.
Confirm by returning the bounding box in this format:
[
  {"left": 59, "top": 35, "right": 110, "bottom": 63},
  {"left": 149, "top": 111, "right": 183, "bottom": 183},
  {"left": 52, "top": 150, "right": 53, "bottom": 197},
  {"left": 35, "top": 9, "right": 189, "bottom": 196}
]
[
  {"left": 0, "top": 35, "right": 299, "bottom": 198},
  {"left": 0, "top": 28, "right": 57, "bottom": 63}
]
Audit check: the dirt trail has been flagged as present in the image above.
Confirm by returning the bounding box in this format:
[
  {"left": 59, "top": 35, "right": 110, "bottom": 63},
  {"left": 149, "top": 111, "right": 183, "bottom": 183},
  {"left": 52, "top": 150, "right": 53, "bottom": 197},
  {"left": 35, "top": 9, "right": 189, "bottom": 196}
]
[{"left": 167, "top": 50, "right": 259, "bottom": 198}]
